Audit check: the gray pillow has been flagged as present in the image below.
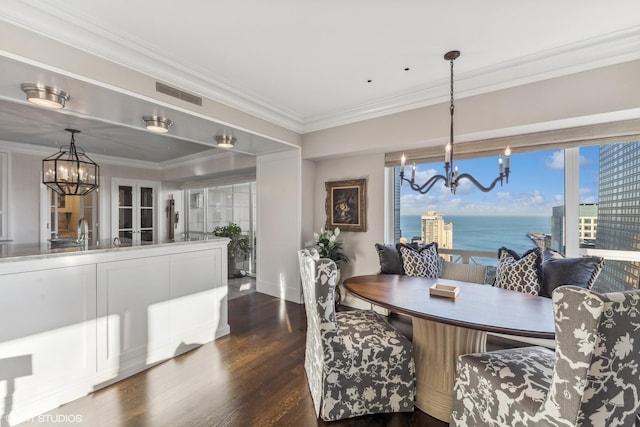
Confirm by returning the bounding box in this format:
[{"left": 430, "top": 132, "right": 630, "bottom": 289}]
[
  {"left": 540, "top": 248, "right": 604, "bottom": 298},
  {"left": 374, "top": 243, "right": 402, "bottom": 274}
]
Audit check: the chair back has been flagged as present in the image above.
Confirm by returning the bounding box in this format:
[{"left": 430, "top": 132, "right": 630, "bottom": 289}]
[
  {"left": 297, "top": 249, "right": 337, "bottom": 333},
  {"left": 547, "top": 286, "right": 640, "bottom": 425}
]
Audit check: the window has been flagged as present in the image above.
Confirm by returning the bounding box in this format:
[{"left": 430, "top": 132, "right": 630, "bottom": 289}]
[
  {"left": 0, "top": 152, "right": 7, "bottom": 240},
  {"left": 394, "top": 149, "right": 563, "bottom": 265},
  {"left": 390, "top": 141, "right": 640, "bottom": 291},
  {"left": 185, "top": 182, "right": 256, "bottom": 275}
]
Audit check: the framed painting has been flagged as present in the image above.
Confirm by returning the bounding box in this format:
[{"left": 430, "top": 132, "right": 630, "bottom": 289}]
[{"left": 324, "top": 179, "right": 367, "bottom": 232}]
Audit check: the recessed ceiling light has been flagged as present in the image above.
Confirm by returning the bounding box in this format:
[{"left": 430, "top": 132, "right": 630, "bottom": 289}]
[
  {"left": 143, "top": 116, "right": 173, "bottom": 133},
  {"left": 215, "top": 134, "right": 236, "bottom": 149},
  {"left": 20, "top": 83, "right": 70, "bottom": 109}
]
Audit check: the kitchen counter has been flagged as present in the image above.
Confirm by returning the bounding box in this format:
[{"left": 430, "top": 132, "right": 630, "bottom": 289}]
[{"left": 0, "top": 238, "right": 227, "bottom": 263}]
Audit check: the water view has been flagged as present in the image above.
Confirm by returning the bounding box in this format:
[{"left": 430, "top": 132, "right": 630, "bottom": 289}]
[{"left": 400, "top": 215, "right": 551, "bottom": 259}]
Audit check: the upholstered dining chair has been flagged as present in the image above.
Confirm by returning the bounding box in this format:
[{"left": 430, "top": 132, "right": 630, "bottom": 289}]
[
  {"left": 297, "top": 249, "right": 415, "bottom": 421},
  {"left": 450, "top": 285, "right": 640, "bottom": 427}
]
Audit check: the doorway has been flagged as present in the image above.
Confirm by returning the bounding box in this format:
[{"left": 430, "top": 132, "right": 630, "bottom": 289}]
[{"left": 42, "top": 187, "right": 99, "bottom": 245}]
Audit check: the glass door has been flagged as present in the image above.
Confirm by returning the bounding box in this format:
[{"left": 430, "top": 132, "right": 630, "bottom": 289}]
[
  {"left": 113, "top": 179, "right": 157, "bottom": 245},
  {"left": 140, "top": 186, "right": 154, "bottom": 243},
  {"left": 118, "top": 185, "right": 134, "bottom": 244}
]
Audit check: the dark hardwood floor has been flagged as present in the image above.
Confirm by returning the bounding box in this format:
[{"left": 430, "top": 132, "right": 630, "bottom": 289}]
[{"left": 19, "top": 293, "right": 448, "bottom": 427}]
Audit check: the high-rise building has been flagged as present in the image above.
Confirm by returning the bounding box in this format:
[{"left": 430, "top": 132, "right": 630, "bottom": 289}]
[
  {"left": 421, "top": 210, "right": 453, "bottom": 251},
  {"left": 595, "top": 142, "right": 640, "bottom": 292},
  {"left": 550, "top": 204, "right": 598, "bottom": 253}
]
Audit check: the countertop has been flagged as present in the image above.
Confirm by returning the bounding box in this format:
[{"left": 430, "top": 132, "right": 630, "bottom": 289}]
[{"left": 0, "top": 238, "right": 228, "bottom": 263}]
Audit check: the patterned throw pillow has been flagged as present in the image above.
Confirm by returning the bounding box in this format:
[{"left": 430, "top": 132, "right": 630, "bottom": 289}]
[
  {"left": 495, "top": 247, "right": 542, "bottom": 295},
  {"left": 396, "top": 242, "right": 439, "bottom": 278}
]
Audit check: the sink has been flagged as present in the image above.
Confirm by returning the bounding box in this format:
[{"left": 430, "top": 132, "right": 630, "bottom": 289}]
[{"left": 49, "top": 238, "right": 82, "bottom": 248}]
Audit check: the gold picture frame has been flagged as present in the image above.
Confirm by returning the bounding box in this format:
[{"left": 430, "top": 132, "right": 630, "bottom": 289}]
[{"left": 324, "top": 179, "right": 367, "bottom": 232}]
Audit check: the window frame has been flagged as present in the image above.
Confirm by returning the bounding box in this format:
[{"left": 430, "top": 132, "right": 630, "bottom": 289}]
[{"left": 385, "top": 142, "right": 640, "bottom": 276}]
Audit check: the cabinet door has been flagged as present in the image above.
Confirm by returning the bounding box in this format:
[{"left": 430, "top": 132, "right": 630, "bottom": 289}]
[
  {"left": 112, "top": 180, "right": 157, "bottom": 245},
  {"left": 96, "top": 256, "right": 171, "bottom": 374}
]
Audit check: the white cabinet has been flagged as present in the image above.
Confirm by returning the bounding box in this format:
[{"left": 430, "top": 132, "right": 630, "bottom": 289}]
[
  {"left": 97, "top": 256, "right": 171, "bottom": 376},
  {"left": 111, "top": 179, "right": 157, "bottom": 245},
  {"left": 0, "top": 265, "right": 97, "bottom": 423},
  {"left": 0, "top": 239, "right": 229, "bottom": 425},
  {"left": 96, "top": 248, "right": 227, "bottom": 380}
]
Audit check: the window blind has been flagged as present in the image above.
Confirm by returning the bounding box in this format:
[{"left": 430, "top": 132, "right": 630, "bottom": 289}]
[{"left": 385, "top": 118, "right": 640, "bottom": 167}]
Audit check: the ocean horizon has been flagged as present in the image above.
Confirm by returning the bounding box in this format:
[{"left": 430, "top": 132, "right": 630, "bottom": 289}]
[{"left": 400, "top": 214, "right": 551, "bottom": 264}]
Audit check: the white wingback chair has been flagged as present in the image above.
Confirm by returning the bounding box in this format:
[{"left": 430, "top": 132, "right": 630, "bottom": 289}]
[
  {"left": 297, "top": 249, "right": 415, "bottom": 421},
  {"left": 450, "top": 285, "right": 640, "bottom": 427}
]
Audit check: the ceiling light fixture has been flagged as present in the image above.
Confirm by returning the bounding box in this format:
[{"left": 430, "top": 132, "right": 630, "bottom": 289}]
[
  {"left": 143, "top": 115, "right": 173, "bottom": 133},
  {"left": 215, "top": 134, "right": 236, "bottom": 149},
  {"left": 42, "top": 129, "right": 100, "bottom": 196},
  {"left": 20, "top": 83, "right": 70, "bottom": 109},
  {"left": 400, "top": 50, "right": 511, "bottom": 194}
]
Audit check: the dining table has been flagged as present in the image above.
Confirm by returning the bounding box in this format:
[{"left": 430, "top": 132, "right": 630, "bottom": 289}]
[{"left": 343, "top": 274, "right": 555, "bottom": 422}]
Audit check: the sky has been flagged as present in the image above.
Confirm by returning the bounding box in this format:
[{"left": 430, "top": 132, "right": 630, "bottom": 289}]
[{"left": 400, "top": 145, "right": 600, "bottom": 216}]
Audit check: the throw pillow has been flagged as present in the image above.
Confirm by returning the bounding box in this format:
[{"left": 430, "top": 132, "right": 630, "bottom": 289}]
[
  {"left": 374, "top": 243, "right": 403, "bottom": 274},
  {"left": 495, "top": 247, "right": 542, "bottom": 295},
  {"left": 396, "top": 242, "right": 439, "bottom": 278},
  {"left": 540, "top": 248, "right": 604, "bottom": 298}
]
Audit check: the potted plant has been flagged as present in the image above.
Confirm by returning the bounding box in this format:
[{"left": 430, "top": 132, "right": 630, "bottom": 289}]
[
  {"left": 314, "top": 226, "right": 350, "bottom": 267},
  {"left": 314, "top": 227, "right": 350, "bottom": 305},
  {"left": 213, "top": 222, "right": 251, "bottom": 278}
]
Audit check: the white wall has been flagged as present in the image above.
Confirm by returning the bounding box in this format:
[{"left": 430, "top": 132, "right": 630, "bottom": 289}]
[
  {"left": 302, "top": 60, "right": 640, "bottom": 161},
  {"left": 313, "top": 152, "right": 386, "bottom": 308},
  {"left": 256, "top": 149, "right": 304, "bottom": 303}
]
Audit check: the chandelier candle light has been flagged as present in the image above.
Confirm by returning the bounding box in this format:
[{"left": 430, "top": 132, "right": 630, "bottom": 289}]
[
  {"left": 42, "top": 129, "right": 100, "bottom": 196},
  {"left": 400, "top": 50, "right": 511, "bottom": 194}
]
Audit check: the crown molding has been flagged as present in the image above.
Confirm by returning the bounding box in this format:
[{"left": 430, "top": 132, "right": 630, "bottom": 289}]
[
  {"left": 301, "top": 26, "right": 640, "bottom": 133},
  {"left": 2, "top": 2, "right": 640, "bottom": 135},
  {"left": 0, "top": 2, "right": 305, "bottom": 132}
]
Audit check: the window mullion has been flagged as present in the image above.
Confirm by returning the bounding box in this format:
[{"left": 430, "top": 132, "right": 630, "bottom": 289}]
[{"left": 565, "top": 147, "right": 580, "bottom": 257}]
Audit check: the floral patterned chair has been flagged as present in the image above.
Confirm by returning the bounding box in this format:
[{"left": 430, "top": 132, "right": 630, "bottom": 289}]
[
  {"left": 297, "top": 249, "right": 415, "bottom": 421},
  {"left": 450, "top": 285, "right": 640, "bottom": 427}
]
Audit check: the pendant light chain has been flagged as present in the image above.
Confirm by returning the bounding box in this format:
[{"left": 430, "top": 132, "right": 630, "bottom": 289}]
[{"left": 399, "top": 50, "right": 511, "bottom": 194}]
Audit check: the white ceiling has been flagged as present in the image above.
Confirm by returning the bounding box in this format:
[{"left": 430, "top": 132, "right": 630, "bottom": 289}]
[{"left": 0, "top": 0, "right": 640, "bottom": 163}]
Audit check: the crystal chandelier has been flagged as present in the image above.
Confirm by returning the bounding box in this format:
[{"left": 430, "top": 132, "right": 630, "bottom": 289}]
[
  {"left": 42, "top": 129, "right": 100, "bottom": 196},
  {"left": 400, "top": 50, "right": 511, "bottom": 194}
]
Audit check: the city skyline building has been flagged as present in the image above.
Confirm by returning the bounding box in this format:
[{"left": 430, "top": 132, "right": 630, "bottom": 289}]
[
  {"left": 594, "top": 142, "right": 640, "bottom": 292},
  {"left": 421, "top": 210, "right": 453, "bottom": 252},
  {"left": 551, "top": 204, "right": 598, "bottom": 253}
]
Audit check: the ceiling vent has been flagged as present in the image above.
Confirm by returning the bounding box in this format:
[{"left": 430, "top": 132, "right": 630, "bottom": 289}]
[{"left": 155, "top": 82, "right": 202, "bottom": 106}]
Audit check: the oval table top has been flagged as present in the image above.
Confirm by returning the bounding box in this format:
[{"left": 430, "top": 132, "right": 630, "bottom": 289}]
[{"left": 344, "top": 274, "right": 555, "bottom": 339}]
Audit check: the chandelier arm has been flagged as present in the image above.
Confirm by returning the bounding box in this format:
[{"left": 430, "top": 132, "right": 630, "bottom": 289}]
[
  {"left": 455, "top": 173, "right": 506, "bottom": 193},
  {"left": 398, "top": 50, "right": 511, "bottom": 197},
  {"left": 401, "top": 174, "right": 448, "bottom": 194}
]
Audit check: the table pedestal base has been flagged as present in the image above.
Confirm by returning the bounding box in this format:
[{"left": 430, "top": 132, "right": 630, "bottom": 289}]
[{"left": 412, "top": 318, "right": 487, "bottom": 422}]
